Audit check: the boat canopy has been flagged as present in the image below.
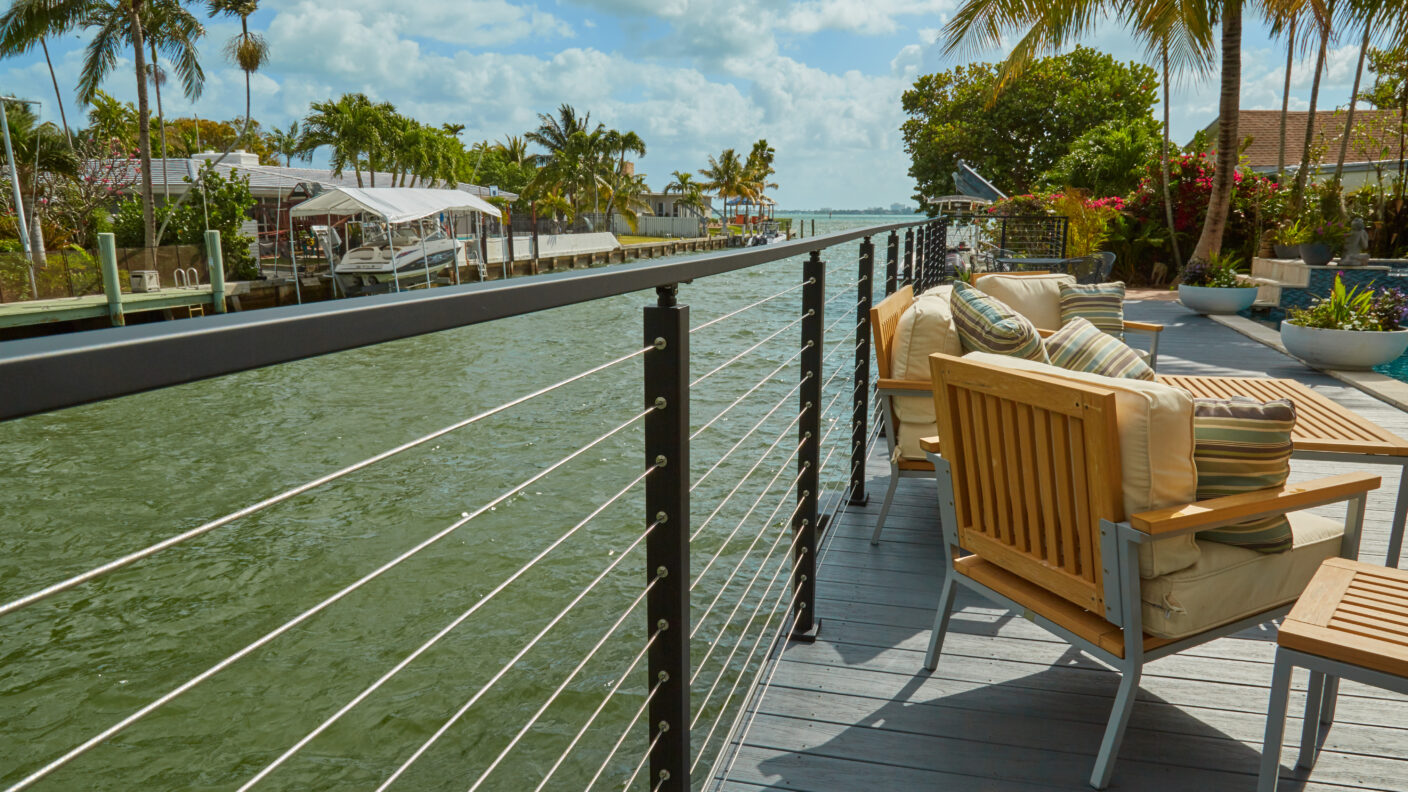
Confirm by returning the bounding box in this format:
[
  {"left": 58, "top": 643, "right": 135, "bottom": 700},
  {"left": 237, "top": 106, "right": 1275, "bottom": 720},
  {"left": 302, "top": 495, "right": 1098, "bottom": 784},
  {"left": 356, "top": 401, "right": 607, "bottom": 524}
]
[{"left": 290, "top": 187, "right": 502, "bottom": 223}]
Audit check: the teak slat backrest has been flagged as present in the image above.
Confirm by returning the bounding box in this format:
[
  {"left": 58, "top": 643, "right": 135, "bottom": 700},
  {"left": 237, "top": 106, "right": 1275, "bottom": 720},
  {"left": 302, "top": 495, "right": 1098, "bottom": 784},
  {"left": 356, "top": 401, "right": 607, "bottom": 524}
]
[
  {"left": 871, "top": 284, "right": 914, "bottom": 381},
  {"left": 969, "top": 270, "right": 1052, "bottom": 282},
  {"left": 929, "top": 354, "right": 1124, "bottom": 615}
]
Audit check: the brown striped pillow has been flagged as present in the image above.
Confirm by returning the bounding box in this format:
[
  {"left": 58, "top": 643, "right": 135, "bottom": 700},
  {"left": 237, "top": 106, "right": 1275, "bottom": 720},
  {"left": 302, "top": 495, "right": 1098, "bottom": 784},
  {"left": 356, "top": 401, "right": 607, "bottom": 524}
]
[
  {"left": 1044, "top": 317, "right": 1154, "bottom": 380},
  {"left": 1192, "top": 397, "right": 1296, "bottom": 553},
  {"left": 949, "top": 281, "right": 1049, "bottom": 362},
  {"left": 1060, "top": 282, "right": 1125, "bottom": 337}
]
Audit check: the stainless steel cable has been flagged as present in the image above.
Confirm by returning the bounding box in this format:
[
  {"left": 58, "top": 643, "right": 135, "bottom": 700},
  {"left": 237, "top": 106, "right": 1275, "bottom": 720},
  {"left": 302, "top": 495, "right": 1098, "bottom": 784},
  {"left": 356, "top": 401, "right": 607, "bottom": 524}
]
[
  {"left": 236, "top": 470, "right": 659, "bottom": 792},
  {"left": 3, "top": 407, "right": 656, "bottom": 792},
  {"left": 691, "top": 343, "right": 809, "bottom": 441},
  {"left": 691, "top": 581, "right": 804, "bottom": 773},
  {"left": 464, "top": 577, "right": 659, "bottom": 792},
  {"left": 690, "top": 279, "right": 811, "bottom": 334},
  {"left": 689, "top": 416, "right": 803, "bottom": 545},
  {"left": 689, "top": 504, "right": 804, "bottom": 682},
  {"left": 690, "top": 310, "right": 811, "bottom": 389},
  {"left": 0, "top": 345, "right": 653, "bottom": 620},
  {"left": 619, "top": 729, "right": 663, "bottom": 792},
  {"left": 373, "top": 520, "right": 660, "bottom": 792},
  {"left": 690, "top": 450, "right": 805, "bottom": 590},
  {"left": 530, "top": 631, "right": 658, "bottom": 792},
  {"left": 581, "top": 679, "right": 661, "bottom": 792},
  {"left": 690, "top": 372, "right": 809, "bottom": 496},
  {"left": 823, "top": 281, "right": 861, "bottom": 306}
]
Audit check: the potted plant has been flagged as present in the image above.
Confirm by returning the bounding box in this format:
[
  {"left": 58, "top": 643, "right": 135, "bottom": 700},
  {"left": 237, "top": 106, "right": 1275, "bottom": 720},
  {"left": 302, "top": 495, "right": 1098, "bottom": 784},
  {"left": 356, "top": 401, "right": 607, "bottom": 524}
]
[
  {"left": 1177, "top": 252, "right": 1259, "bottom": 315},
  {"left": 1295, "top": 217, "right": 1351, "bottom": 266},
  {"left": 1270, "top": 222, "right": 1301, "bottom": 259},
  {"left": 1281, "top": 275, "right": 1408, "bottom": 370}
]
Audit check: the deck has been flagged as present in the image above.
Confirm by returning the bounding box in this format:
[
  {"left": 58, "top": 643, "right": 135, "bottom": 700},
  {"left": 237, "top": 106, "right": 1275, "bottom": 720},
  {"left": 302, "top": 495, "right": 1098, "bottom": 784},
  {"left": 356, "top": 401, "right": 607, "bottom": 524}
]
[
  {"left": 0, "top": 288, "right": 216, "bottom": 328},
  {"left": 716, "top": 299, "right": 1408, "bottom": 791}
]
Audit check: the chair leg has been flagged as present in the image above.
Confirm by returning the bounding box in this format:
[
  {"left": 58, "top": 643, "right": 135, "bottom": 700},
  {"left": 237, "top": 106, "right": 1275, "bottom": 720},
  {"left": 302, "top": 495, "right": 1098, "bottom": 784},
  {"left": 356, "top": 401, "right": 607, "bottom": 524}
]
[
  {"left": 1320, "top": 675, "right": 1339, "bottom": 726},
  {"left": 1089, "top": 667, "right": 1141, "bottom": 790},
  {"left": 870, "top": 471, "right": 900, "bottom": 545},
  {"left": 1259, "top": 654, "right": 1294, "bottom": 792},
  {"left": 923, "top": 575, "right": 957, "bottom": 672},
  {"left": 1298, "top": 670, "right": 1324, "bottom": 769}
]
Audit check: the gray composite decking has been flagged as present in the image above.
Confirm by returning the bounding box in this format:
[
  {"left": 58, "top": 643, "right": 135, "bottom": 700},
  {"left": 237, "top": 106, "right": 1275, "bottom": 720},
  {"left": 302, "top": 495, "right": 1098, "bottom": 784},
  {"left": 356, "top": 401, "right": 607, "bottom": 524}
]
[{"left": 715, "top": 299, "right": 1408, "bottom": 792}]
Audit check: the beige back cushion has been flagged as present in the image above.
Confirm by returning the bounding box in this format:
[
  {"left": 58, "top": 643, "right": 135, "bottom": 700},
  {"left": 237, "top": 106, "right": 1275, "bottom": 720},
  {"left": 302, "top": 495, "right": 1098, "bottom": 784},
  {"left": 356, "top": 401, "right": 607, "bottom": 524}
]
[
  {"left": 976, "top": 273, "right": 1076, "bottom": 331},
  {"left": 960, "top": 352, "right": 1201, "bottom": 578},
  {"left": 891, "top": 285, "right": 961, "bottom": 426}
]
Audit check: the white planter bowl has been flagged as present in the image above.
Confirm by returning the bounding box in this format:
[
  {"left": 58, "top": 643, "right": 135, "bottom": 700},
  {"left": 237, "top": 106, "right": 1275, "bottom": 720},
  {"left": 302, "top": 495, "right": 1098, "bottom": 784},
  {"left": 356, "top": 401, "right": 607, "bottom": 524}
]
[
  {"left": 1178, "top": 284, "right": 1258, "bottom": 315},
  {"left": 1280, "top": 321, "right": 1408, "bottom": 370}
]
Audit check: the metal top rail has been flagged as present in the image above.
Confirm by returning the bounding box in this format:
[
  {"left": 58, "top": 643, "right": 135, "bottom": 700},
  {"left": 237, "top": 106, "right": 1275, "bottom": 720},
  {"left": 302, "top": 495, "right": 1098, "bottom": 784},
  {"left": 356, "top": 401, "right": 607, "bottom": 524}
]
[{"left": 0, "top": 221, "right": 922, "bottom": 421}]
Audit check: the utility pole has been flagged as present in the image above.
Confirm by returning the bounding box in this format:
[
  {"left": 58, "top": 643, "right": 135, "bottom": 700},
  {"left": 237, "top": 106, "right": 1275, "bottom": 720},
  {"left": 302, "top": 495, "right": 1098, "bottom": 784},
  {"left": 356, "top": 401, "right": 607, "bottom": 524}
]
[{"left": 2, "top": 96, "right": 42, "bottom": 298}]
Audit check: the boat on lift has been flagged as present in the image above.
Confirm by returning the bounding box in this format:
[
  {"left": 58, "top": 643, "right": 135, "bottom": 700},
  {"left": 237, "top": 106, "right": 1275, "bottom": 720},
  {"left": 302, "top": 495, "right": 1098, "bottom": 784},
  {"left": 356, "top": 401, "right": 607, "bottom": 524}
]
[{"left": 334, "top": 221, "right": 480, "bottom": 292}]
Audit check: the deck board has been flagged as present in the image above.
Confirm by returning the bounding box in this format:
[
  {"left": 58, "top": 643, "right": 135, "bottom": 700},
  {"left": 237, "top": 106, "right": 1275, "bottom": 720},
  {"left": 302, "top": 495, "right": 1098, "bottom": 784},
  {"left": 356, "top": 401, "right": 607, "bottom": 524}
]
[{"left": 715, "top": 300, "right": 1408, "bottom": 791}]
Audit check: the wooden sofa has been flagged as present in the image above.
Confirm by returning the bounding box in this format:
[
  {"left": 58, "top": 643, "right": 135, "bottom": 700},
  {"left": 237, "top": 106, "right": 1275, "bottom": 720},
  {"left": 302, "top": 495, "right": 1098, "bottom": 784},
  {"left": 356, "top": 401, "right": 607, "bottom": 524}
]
[
  {"left": 868, "top": 274, "right": 1164, "bottom": 544},
  {"left": 920, "top": 352, "right": 1379, "bottom": 788}
]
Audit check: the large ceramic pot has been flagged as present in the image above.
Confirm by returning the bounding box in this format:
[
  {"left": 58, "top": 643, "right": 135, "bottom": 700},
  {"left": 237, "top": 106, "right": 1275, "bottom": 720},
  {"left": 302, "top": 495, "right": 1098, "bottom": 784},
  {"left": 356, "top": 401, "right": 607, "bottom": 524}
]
[
  {"left": 1178, "top": 284, "right": 1259, "bottom": 315},
  {"left": 1299, "top": 242, "right": 1334, "bottom": 266},
  {"left": 1280, "top": 321, "right": 1408, "bottom": 370},
  {"left": 1273, "top": 243, "right": 1300, "bottom": 259}
]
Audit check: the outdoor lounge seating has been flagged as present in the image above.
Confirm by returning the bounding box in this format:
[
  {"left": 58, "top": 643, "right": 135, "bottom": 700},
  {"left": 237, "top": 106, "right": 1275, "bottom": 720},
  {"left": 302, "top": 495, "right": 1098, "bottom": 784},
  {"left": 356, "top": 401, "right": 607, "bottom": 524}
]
[
  {"left": 868, "top": 275, "right": 1164, "bottom": 544},
  {"left": 919, "top": 352, "right": 1381, "bottom": 788}
]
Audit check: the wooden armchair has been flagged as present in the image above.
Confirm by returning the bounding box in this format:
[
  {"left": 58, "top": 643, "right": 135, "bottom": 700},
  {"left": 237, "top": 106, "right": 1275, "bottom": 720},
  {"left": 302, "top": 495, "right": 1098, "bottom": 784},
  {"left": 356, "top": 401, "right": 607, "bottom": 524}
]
[
  {"left": 920, "top": 354, "right": 1379, "bottom": 789},
  {"left": 871, "top": 284, "right": 940, "bottom": 544}
]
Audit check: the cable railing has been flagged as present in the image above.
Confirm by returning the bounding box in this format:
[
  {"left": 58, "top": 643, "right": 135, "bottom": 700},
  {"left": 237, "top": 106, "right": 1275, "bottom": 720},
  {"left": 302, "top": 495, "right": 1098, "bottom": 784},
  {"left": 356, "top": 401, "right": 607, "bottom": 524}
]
[{"left": 0, "top": 217, "right": 940, "bottom": 792}]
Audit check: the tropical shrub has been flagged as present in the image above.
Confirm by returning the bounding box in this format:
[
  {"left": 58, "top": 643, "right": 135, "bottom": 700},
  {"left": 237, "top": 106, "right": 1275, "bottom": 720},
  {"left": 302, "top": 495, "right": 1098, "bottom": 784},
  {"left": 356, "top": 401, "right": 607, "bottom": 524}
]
[
  {"left": 1041, "top": 117, "right": 1161, "bottom": 197},
  {"left": 1288, "top": 274, "right": 1408, "bottom": 331},
  {"left": 1179, "top": 251, "right": 1253, "bottom": 288},
  {"left": 110, "top": 163, "right": 257, "bottom": 280}
]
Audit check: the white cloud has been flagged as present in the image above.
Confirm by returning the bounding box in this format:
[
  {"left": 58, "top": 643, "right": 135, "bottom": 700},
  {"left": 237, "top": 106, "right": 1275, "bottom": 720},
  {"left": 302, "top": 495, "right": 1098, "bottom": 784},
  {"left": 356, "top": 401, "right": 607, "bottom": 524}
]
[{"left": 264, "top": 0, "right": 571, "bottom": 47}]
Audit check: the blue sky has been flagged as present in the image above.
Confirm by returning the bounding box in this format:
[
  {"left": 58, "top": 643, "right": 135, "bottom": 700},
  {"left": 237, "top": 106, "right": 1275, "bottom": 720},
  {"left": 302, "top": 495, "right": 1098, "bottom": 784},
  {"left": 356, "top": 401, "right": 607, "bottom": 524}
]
[{"left": 0, "top": 1, "right": 1377, "bottom": 208}]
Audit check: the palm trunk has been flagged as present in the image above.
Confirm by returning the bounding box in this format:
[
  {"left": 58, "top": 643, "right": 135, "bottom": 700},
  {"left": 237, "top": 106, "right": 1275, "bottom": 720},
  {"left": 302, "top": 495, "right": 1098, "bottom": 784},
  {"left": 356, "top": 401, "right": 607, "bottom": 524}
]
[
  {"left": 1191, "top": 0, "right": 1242, "bottom": 264},
  {"left": 40, "top": 39, "right": 72, "bottom": 151},
  {"left": 1161, "top": 44, "right": 1183, "bottom": 272},
  {"left": 1278, "top": 18, "right": 1296, "bottom": 179},
  {"left": 150, "top": 41, "right": 169, "bottom": 205},
  {"left": 129, "top": 0, "right": 157, "bottom": 270},
  {"left": 1334, "top": 26, "right": 1372, "bottom": 186},
  {"left": 1294, "top": 12, "right": 1331, "bottom": 213}
]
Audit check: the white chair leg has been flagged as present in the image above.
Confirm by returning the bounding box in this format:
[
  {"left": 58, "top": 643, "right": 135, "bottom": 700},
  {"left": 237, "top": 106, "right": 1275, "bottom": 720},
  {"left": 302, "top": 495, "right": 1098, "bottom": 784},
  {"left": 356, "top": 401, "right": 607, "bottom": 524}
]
[
  {"left": 923, "top": 575, "right": 957, "bottom": 672},
  {"left": 870, "top": 471, "right": 900, "bottom": 545},
  {"left": 1259, "top": 654, "right": 1294, "bottom": 792},
  {"left": 1089, "top": 667, "right": 1141, "bottom": 789}
]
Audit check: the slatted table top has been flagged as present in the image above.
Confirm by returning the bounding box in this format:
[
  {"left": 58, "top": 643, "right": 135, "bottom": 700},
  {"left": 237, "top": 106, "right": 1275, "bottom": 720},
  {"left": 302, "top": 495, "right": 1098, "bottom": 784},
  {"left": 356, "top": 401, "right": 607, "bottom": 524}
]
[
  {"left": 1159, "top": 374, "right": 1408, "bottom": 458},
  {"left": 1280, "top": 558, "right": 1408, "bottom": 678}
]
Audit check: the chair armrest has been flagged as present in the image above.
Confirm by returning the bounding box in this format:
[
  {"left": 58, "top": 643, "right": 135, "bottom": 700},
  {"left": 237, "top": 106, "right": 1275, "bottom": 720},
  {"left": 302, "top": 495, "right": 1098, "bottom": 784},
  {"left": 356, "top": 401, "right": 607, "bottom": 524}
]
[
  {"left": 1122, "top": 320, "right": 1164, "bottom": 334},
  {"left": 877, "top": 378, "right": 932, "bottom": 394},
  {"left": 1128, "top": 472, "right": 1380, "bottom": 537},
  {"left": 919, "top": 436, "right": 941, "bottom": 454}
]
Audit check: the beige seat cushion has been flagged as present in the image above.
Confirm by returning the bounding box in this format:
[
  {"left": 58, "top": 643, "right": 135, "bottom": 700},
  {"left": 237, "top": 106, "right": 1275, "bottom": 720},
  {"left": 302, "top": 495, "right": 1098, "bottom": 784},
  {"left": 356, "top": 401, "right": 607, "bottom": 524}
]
[
  {"left": 960, "top": 352, "right": 1201, "bottom": 578},
  {"left": 1141, "top": 511, "right": 1344, "bottom": 638},
  {"left": 890, "top": 285, "right": 960, "bottom": 428},
  {"left": 895, "top": 419, "right": 933, "bottom": 461},
  {"left": 976, "top": 273, "right": 1076, "bottom": 331}
]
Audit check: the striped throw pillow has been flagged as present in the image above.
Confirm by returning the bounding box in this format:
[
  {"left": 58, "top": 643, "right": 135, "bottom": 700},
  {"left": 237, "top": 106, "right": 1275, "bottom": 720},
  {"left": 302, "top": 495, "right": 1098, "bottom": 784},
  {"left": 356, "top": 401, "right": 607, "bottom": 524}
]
[
  {"left": 1192, "top": 397, "right": 1296, "bottom": 553},
  {"left": 1044, "top": 317, "right": 1154, "bottom": 380},
  {"left": 950, "top": 281, "right": 1049, "bottom": 362},
  {"left": 1060, "top": 282, "right": 1125, "bottom": 337}
]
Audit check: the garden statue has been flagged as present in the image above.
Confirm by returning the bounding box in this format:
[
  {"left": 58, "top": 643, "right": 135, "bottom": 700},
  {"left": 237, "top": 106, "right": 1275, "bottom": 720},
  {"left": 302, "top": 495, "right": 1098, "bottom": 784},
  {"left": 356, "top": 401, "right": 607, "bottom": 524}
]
[{"left": 1342, "top": 218, "right": 1371, "bottom": 267}]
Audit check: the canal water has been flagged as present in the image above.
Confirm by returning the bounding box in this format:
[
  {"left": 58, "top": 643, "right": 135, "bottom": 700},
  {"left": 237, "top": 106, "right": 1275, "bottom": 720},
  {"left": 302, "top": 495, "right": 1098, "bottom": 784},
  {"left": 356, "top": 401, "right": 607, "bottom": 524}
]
[{"left": 1, "top": 215, "right": 919, "bottom": 791}]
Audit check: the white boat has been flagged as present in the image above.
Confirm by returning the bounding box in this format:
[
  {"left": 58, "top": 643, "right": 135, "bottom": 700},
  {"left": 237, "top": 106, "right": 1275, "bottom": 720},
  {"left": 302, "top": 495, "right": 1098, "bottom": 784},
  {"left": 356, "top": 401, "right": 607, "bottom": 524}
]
[{"left": 335, "top": 221, "right": 479, "bottom": 292}]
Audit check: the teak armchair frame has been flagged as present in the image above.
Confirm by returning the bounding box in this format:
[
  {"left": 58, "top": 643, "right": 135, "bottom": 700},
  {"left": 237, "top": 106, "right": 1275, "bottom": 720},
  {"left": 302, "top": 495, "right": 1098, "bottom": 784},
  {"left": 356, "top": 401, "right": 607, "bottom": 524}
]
[{"left": 920, "top": 354, "right": 1379, "bottom": 788}]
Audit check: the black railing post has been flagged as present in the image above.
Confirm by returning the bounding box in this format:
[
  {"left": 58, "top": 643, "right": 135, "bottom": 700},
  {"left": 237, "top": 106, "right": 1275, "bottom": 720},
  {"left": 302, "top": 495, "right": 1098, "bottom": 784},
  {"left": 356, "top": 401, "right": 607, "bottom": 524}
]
[
  {"left": 793, "top": 251, "right": 823, "bottom": 642},
  {"left": 922, "top": 222, "right": 935, "bottom": 291},
  {"left": 884, "top": 231, "right": 898, "bottom": 295},
  {"left": 903, "top": 228, "right": 914, "bottom": 285},
  {"left": 643, "top": 284, "right": 690, "bottom": 792},
  {"left": 935, "top": 219, "right": 948, "bottom": 284},
  {"left": 850, "top": 238, "right": 873, "bottom": 507}
]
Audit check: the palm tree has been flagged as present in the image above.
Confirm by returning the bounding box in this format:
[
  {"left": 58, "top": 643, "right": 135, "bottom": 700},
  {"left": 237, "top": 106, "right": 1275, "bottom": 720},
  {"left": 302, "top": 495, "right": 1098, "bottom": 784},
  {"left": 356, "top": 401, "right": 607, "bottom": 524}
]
[
  {"left": 146, "top": 58, "right": 170, "bottom": 201},
  {"left": 495, "top": 134, "right": 530, "bottom": 166},
  {"left": 266, "top": 121, "right": 306, "bottom": 166},
  {"left": 665, "top": 170, "right": 696, "bottom": 194},
  {"left": 525, "top": 104, "right": 598, "bottom": 165},
  {"left": 303, "top": 93, "right": 383, "bottom": 187},
  {"left": 605, "top": 172, "right": 654, "bottom": 233},
  {"left": 1332, "top": 0, "right": 1407, "bottom": 185},
  {"left": 699, "top": 148, "right": 748, "bottom": 230},
  {"left": 1292, "top": 0, "right": 1336, "bottom": 212},
  {"left": 207, "top": 1, "right": 267, "bottom": 142},
  {"left": 3, "top": 100, "right": 79, "bottom": 287},
  {"left": 941, "top": 0, "right": 1239, "bottom": 264},
  {"left": 0, "top": 0, "right": 206, "bottom": 269}
]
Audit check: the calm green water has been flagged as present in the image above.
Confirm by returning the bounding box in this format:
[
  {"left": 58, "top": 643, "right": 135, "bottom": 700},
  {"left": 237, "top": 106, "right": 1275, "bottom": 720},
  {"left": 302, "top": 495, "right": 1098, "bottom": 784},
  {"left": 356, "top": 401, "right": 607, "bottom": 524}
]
[{"left": 0, "top": 216, "right": 916, "bottom": 791}]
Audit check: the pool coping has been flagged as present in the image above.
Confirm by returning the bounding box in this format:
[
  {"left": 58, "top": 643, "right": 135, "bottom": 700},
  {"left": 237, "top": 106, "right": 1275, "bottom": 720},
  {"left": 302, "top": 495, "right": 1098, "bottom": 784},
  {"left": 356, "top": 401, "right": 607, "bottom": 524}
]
[{"left": 1205, "top": 312, "right": 1408, "bottom": 412}]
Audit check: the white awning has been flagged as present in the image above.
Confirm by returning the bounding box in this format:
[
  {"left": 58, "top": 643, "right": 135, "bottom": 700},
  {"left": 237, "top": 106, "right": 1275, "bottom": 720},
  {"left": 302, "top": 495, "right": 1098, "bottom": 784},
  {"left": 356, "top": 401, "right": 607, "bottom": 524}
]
[{"left": 290, "top": 187, "right": 502, "bottom": 222}]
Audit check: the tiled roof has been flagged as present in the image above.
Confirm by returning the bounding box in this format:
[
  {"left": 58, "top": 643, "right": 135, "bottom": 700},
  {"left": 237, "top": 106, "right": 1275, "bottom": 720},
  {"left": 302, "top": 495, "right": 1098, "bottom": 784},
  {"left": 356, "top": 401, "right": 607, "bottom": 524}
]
[{"left": 1199, "top": 109, "right": 1405, "bottom": 169}]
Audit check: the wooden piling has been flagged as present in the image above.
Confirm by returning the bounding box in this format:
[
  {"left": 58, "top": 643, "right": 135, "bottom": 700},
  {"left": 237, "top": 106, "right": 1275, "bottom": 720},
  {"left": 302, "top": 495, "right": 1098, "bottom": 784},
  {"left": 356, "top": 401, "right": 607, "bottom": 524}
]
[
  {"left": 98, "top": 233, "right": 124, "bottom": 327},
  {"left": 206, "top": 230, "right": 227, "bottom": 314}
]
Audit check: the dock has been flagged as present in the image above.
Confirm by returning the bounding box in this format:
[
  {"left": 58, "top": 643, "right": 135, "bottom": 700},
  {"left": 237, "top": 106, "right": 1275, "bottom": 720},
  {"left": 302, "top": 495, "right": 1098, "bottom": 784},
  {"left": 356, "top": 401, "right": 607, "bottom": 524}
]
[
  {"left": 0, "top": 287, "right": 218, "bottom": 329},
  {"left": 717, "top": 299, "right": 1408, "bottom": 792}
]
